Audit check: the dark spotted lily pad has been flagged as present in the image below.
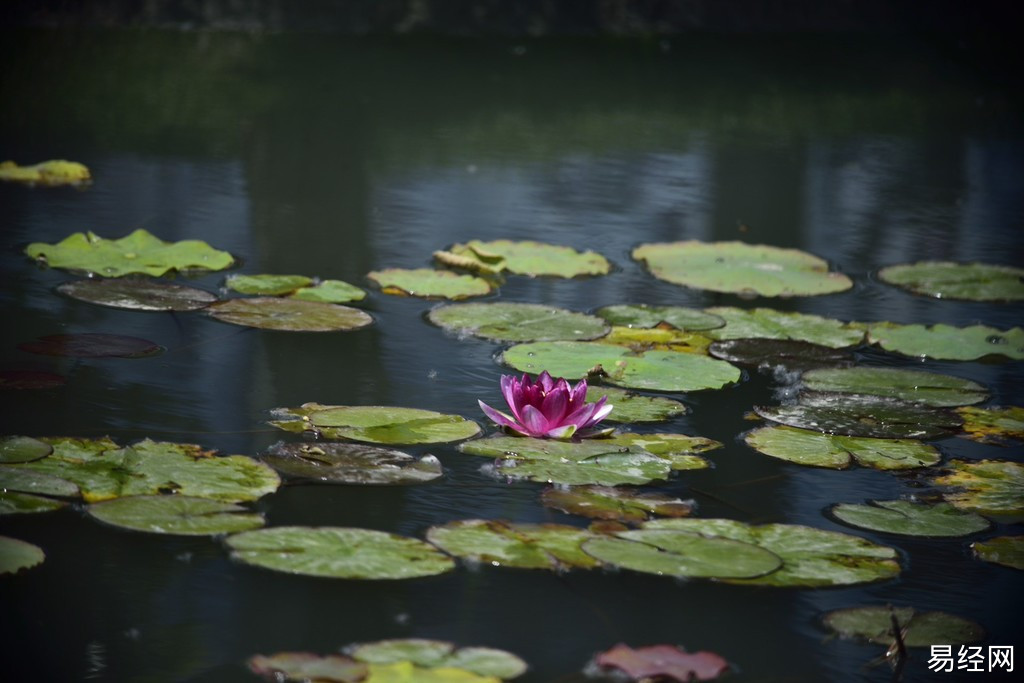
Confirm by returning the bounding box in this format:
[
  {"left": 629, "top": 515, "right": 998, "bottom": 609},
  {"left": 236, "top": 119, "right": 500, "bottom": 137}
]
[
  {"left": 271, "top": 404, "right": 480, "bottom": 445},
  {"left": 543, "top": 486, "right": 694, "bottom": 522},
  {"left": 248, "top": 652, "right": 366, "bottom": 682},
  {"left": 877, "top": 261, "right": 1024, "bottom": 301},
  {"left": 0, "top": 492, "right": 67, "bottom": 515},
  {"left": 972, "top": 536, "right": 1024, "bottom": 570},
  {"left": 709, "top": 339, "right": 854, "bottom": 371},
  {"left": 57, "top": 278, "right": 218, "bottom": 311},
  {"left": 831, "top": 500, "right": 990, "bottom": 537},
  {"left": 25, "top": 229, "right": 234, "bottom": 277},
  {"left": 367, "top": 268, "right": 492, "bottom": 299},
  {"left": 866, "top": 322, "right": 1024, "bottom": 361},
  {"left": 262, "top": 442, "right": 442, "bottom": 485},
  {"left": 595, "top": 305, "right": 725, "bottom": 331},
  {"left": 290, "top": 279, "right": 367, "bottom": 304},
  {"left": 225, "top": 274, "right": 313, "bottom": 295},
  {"left": 0, "top": 535, "right": 45, "bottom": 575},
  {"left": 703, "top": 307, "right": 865, "bottom": 347},
  {"left": 425, "top": 520, "right": 600, "bottom": 570},
  {"left": 801, "top": 367, "right": 988, "bottom": 407},
  {"left": 956, "top": 406, "right": 1024, "bottom": 445},
  {"left": 0, "top": 369, "right": 66, "bottom": 389},
  {"left": 585, "top": 386, "right": 688, "bottom": 423},
  {"left": 227, "top": 526, "right": 456, "bottom": 579},
  {"left": 18, "top": 333, "right": 164, "bottom": 358},
  {"left": 206, "top": 297, "right": 373, "bottom": 332},
  {"left": 349, "top": 639, "right": 527, "bottom": 678},
  {"left": 754, "top": 394, "right": 962, "bottom": 439},
  {"left": 501, "top": 341, "right": 740, "bottom": 392},
  {"left": 594, "top": 643, "right": 730, "bottom": 682},
  {"left": 443, "top": 240, "right": 610, "bottom": 278},
  {"left": 745, "top": 425, "right": 941, "bottom": 470},
  {"left": 427, "top": 302, "right": 609, "bottom": 342},
  {"left": 88, "top": 495, "right": 265, "bottom": 535},
  {"left": 932, "top": 460, "right": 1024, "bottom": 523},
  {"left": 823, "top": 606, "right": 984, "bottom": 647},
  {"left": 632, "top": 241, "right": 853, "bottom": 297},
  {"left": 0, "top": 436, "right": 53, "bottom": 463}
]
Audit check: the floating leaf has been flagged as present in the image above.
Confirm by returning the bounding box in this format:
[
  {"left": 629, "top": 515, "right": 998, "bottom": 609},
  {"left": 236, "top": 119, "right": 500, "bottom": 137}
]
[
  {"left": 88, "top": 495, "right": 265, "bottom": 535},
  {"left": 823, "top": 606, "right": 984, "bottom": 647},
  {"left": 18, "top": 333, "right": 164, "bottom": 358},
  {"left": 702, "top": 307, "right": 865, "bottom": 347},
  {"left": 225, "top": 274, "right": 313, "bottom": 295},
  {"left": 56, "top": 279, "right": 217, "bottom": 311},
  {"left": 801, "top": 367, "right": 988, "bottom": 407},
  {"left": 365, "top": 661, "right": 500, "bottom": 683},
  {"left": 744, "top": 425, "right": 941, "bottom": 470},
  {"left": 0, "top": 159, "right": 90, "bottom": 186},
  {"left": 501, "top": 341, "right": 740, "bottom": 392},
  {"left": 957, "top": 406, "right": 1024, "bottom": 444},
  {"left": 601, "top": 433, "right": 719, "bottom": 470},
  {"left": 642, "top": 518, "right": 900, "bottom": 587},
  {"left": 367, "top": 268, "right": 492, "bottom": 300},
  {"left": 248, "top": 652, "right": 367, "bottom": 682},
  {"left": 543, "top": 486, "right": 694, "bottom": 522},
  {"left": 262, "top": 442, "right": 442, "bottom": 485},
  {"left": 877, "top": 261, "right": 1024, "bottom": 301},
  {"left": 972, "top": 536, "right": 1024, "bottom": 571},
  {"left": 0, "top": 535, "right": 45, "bottom": 575},
  {"left": 24, "top": 228, "right": 234, "bottom": 277},
  {"left": 594, "top": 305, "right": 725, "bottom": 331},
  {"left": 0, "top": 436, "right": 53, "bottom": 463},
  {"left": 290, "top": 279, "right": 367, "bottom": 304},
  {"left": 597, "top": 327, "right": 713, "bottom": 354},
  {"left": 594, "top": 643, "right": 730, "bottom": 682},
  {"left": 866, "top": 322, "right": 1024, "bottom": 361},
  {"left": 433, "top": 243, "right": 508, "bottom": 275},
  {"left": 428, "top": 302, "right": 609, "bottom": 342},
  {"left": 349, "top": 639, "right": 527, "bottom": 679},
  {"left": 754, "top": 394, "right": 961, "bottom": 439},
  {"left": 272, "top": 404, "right": 480, "bottom": 445},
  {"left": 446, "top": 240, "right": 610, "bottom": 278},
  {"left": 632, "top": 241, "right": 852, "bottom": 297},
  {"left": 932, "top": 460, "right": 1024, "bottom": 523},
  {"left": 585, "top": 386, "right": 688, "bottom": 423},
  {"left": 831, "top": 500, "right": 990, "bottom": 537},
  {"left": 0, "top": 369, "right": 66, "bottom": 389},
  {"left": 0, "top": 492, "right": 67, "bottom": 515},
  {"left": 425, "top": 520, "right": 600, "bottom": 570},
  {"left": 0, "top": 465, "right": 79, "bottom": 497},
  {"left": 206, "top": 297, "right": 373, "bottom": 332},
  {"left": 227, "top": 526, "right": 456, "bottom": 579},
  {"left": 709, "top": 339, "right": 853, "bottom": 371}
]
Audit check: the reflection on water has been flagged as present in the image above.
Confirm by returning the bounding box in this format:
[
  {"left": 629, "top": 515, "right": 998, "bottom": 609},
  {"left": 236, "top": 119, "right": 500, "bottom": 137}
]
[{"left": 1, "top": 31, "right": 1022, "bottom": 682}]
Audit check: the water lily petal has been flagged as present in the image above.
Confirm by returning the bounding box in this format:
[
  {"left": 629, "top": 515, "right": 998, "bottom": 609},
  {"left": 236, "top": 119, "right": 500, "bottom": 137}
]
[
  {"left": 540, "top": 385, "right": 570, "bottom": 423},
  {"left": 586, "top": 399, "right": 614, "bottom": 427},
  {"left": 520, "top": 404, "right": 551, "bottom": 437},
  {"left": 500, "top": 375, "right": 525, "bottom": 422},
  {"left": 478, "top": 400, "right": 525, "bottom": 433},
  {"left": 569, "top": 378, "right": 590, "bottom": 407},
  {"left": 537, "top": 370, "right": 556, "bottom": 393},
  {"left": 563, "top": 401, "right": 600, "bottom": 429}
]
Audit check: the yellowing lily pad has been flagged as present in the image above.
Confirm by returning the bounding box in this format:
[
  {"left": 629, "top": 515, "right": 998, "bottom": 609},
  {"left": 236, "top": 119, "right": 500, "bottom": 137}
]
[
  {"left": 425, "top": 520, "right": 600, "bottom": 570},
  {"left": 709, "top": 339, "right": 854, "bottom": 371},
  {"left": 88, "top": 495, "right": 265, "bottom": 535},
  {"left": 18, "top": 333, "right": 164, "bottom": 358},
  {"left": 271, "top": 404, "right": 480, "bottom": 445},
  {"left": 801, "top": 367, "right": 988, "bottom": 407},
  {"left": 866, "top": 322, "right": 1024, "bottom": 361},
  {"left": 585, "top": 386, "right": 688, "bottom": 423},
  {"left": 823, "top": 606, "right": 984, "bottom": 647},
  {"left": 745, "top": 425, "right": 941, "bottom": 470},
  {"left": 932, "top": 460, "right": 1024, "bottom": 523},
  {"left": 703, "top": 307, "right": 865, "bottom": 348},
  {"left": 262, "top": 442, "right": 442, "bottom": 485},
  {"left": 248, "top": 652, "right": 366, "bottom": 682},
  {"left": 0, "top": 159, "right": 90, "bottom": 186},
  {"left": 632, "top": 241, "right": 853, "bottom": 297},
  {"left": 754, "top": 394, "right": 962, "bottom": 439},
  {"left": 206, "top": 297, "right": 373, "bottom": 332},
  {"left": 831, "top": 500, "right": 990, "bottom": 537},
  {"left": 227, "top": 526, "right": 456, "bottom": 579},
  {"left": 0, "top": 535, "right": 45, "bottom": 575},
  {"left": 596, "top": 327, "right": 713, "bottom": 354},
  {"left": 365, "top": 661, "right": 500, "bottom": 683},
  {"left": 349, "top": 639, "right": 527, "bottom": 679},
  {"left": 25, "top": 229, "right": 234, "bottom": 277},
  {"left": 289, "top": 279, "right": 367, "bottom": 304},
  {"left": 367, "top": 268, "right": 492, "bottom": 300},
  {"left": 428, "top": 302, "right": 609, "bottom": 342},
  {"left": 0, "top": 436, "right": 53, "bottom": 463},
  {"left": 595, "top": 305, "right": 725, "bottom": 331},
  {"left": 972, "top": 536, "right": 1024, "bottom": 570},
  {"left": 956, "top": 405, "right": 1024, "bottom": 445},
  {"left": 878, "top": 261, "right": 1024, "bottom": 301},
  {"left": 57, "top": 279, "right": 218, "bottom": 311},
  {"left": 542, "top": 486, "right": 694, "bottom": 522},
  {"left": 445, "top": 240, "right": 610, "bottom": 278},
  {"left": 225, "top": 274, "right": 313, "bottom": 295}
]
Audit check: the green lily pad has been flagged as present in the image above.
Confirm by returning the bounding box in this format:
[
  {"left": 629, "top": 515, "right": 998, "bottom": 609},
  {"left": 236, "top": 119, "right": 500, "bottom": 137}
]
[
  {"left": 227, "top": 526, "right": 456, "bottom": 579},
  {"left": 542, "top": 486, "right": 694, "bottom": 522},
  {"left": 445, "top": 240, "right": 610, "bottom": 278},
  {"left": 594, "top": 305, "right": 725, "bottom": 331},
  {"left": 367, "top": 268, "right": 492, "bottom": 300},
  {"left": 18, "top": 333, "right": 164, "bottom": 358},
  {"left": 585, "top": 386, "right": 688, "bottom": 423},
  {"left": 272, "top": 404, "right": 480, "bottom": 445},
  {"left": 427, "top": 302, "right": 609, "bottom": 342},
  {"left": 9, "top": 437, "right": 280, "bottom": 503},
  {"left": 877, "top": 261, "right": 1024, "bottom": 301},
  {"left": 642, "top": 518, "right": 900, "bottom": 587},
  {"left": 0, "top": 491, "right": 67, "bottom": 515},
  {"left": 745, "top": 425, "right": 941, "bottom": 470},
  {"left": 349, "top": 639, "right": 527, "bottom": 679},
  {"left": 801, "top": 367, "right": 988, "bottom": 407},
  {"left": 88, "top": 495, "right": 265, "bottom": 535},
  {"left": 289, "top": 279, "right": 367, "bottom": 304},
  {"left": 425, "top": 520, "right": 600, "bottom": 570},
  {"left": 0, "top": 369, "right": 66, "bottom": 389},
  {"left": 225, "top": 274, "right": 313, "bottom": 295},
  {"left": 957, "top": 406, "right": 1024, "bottom": 445},
  {"left": 262, "top": 442, "right": 442, "bottom": 485},
  {"left": 0, "top": 436, "right": 53, "bottom": 463},
  {"left": 823, "top": 606, "right": 985, "bottom": 647},
  {"left": 866, "top": 322, "right": 1024, "bottom": 361},
  {"left": 972, "top": 536, "right": 1024, "bottom": 570},
  {"left": 596, "top": 327, "right": 713, "bottom": 354},
  {"left": 56, "top": 278, "right": 218, "bottom": 311},
  {"left": 248, "top": 652, "right": 366, "bottom": 682},
  {"left": 206, "top": 297, "right": 373, "bottom": 332},
  {"left": 433, "top": 244, "right": 508, "bottom": 276},
  {"left": 754, "top": 394, "right": 962, "bottom": 439},
  {"left": 501, "top": 341, "right": 740, "bottom": 392},
  {"left": 0, "top": 465, "right": 79, "bottom": 497},
  {"left": 702, "top": 307, "right": 865, "bottom": 348},
  {"left": 932, "top": 460, "right": 1024, "bottom": 523},
  {"left": 25, "top": 228, "right": 234, "bottom": 277},
  {"left": 582, "top": 528, "right": 783, "bottom": 579},
  {"left": 632, "top": 240, "right": 853, "bottom": 297},
  {"left": 831, "top": 500, "right": 990, "bottom": 537},
  {"left": 709, "top": 339, "right": 854, "bottom": 371},
  {"left": 0, "top": 535, "right": 45, "bottom": 575},
  {"left": 365, "top": 661, "right": 501, "bottom": 683},
  {"left": 600, "top": 433, "right": 719, "bottom": 470}
]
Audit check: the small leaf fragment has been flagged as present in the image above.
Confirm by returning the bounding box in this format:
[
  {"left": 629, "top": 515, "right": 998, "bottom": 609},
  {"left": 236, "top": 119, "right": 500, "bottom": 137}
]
[
  {"left": 0, "top": 535, "right": 45, "bottom": 575},
  {"left": 972, "top": 536, "right": 1024, "bottom": 570}
]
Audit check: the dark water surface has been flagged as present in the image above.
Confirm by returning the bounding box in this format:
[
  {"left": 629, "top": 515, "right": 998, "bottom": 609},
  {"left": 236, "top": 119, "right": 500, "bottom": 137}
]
[{"left": 1, "top": 31, "right": 1022, "bottom": 682}]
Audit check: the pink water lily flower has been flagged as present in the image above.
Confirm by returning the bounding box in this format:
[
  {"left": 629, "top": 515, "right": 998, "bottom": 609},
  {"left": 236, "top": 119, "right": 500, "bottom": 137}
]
[{"left": 478, "top": 371, "right": 614, "bottom": 439}]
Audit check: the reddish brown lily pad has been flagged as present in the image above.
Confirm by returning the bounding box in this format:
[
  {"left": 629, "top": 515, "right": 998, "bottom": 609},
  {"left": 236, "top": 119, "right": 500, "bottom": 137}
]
[
  {"left": 18, "top": 333, "right": 164, "bottom": 358},
  {"left": 0, "top": 370, "right": 66, "bottom": 389},
  {"left": 595, "top": 643, "right": 730, "bottom": 682},
  {"left": 248, "top": 652, "right": 367, "bottom": 682}
]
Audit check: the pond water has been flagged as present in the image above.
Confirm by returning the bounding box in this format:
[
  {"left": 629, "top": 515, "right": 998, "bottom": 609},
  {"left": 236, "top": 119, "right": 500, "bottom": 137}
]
[{"left": 1, "top": 30, "right": 1022, "bottom": 682}]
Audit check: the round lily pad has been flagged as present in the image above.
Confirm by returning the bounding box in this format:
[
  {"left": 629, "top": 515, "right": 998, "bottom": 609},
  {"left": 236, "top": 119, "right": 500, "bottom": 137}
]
[
  {"left": 248, "top": 652, "right": 366, "bottom": 682},
  {"left": 0, "top": 436, "right": 53, "bottom": 463},
  {"left": 367, "top": 268, "right": 492, "bottom": 300},
  {"left": 823, "top": 606, "right": 985, "bottom": 647},
  {"left": 972, "top": 536, "right": 1024, "bottom": 570},
  {"left": 56, "top": 278, "right": 218, "bottom": 311},
  {"left": 866, "top": 322, "right": 1024, "bottom": 361},
  {"left": 957, "top": 406, "right": 1024, "bottom": 444},
  {"left": 0, "top": 369, "right": 66, "bottom": 389},
  {"left": 425, "top": 520, "right": 600, "bottom": 570},
  {"left": 263, "top": 442, "right": 442, "bottom": 485},
  {"left": 445, "top": 239, "right": 610, "bottom": 278},
  {"left": 709, "top": 339, "right": 854, "bottom": 371},
  {"left": 594, "top": 305, "right": 725, "bottom": 331},
  {"left": 0, "top": 535, "right": 45, "bottom": 575},
  {"left": 584, "top": 386, "right": 688, "bottom": 423},
  {"left": 632, "top": 241, "right": 853, "bottom": 297},
  {"left": 501, "top": 341, "right": 740, "bottom": 392},
  {"left": 274, "top": 404, "right": 480, "bottom": 445},
  {"left": 226, "top": 274, "right": 313, "bottom": 295},
  {"left": 88, "top": 495, "right": 266, "bottom": 535},
  {"left": 349, "top": 639, "right": 527, "bottom": 678},
  {"left": 877, "top": 261, "right": 1024, "bottom": 301},
  {"left": 427, "top": 302, "right": 609, "bottom": 342},
  {"left": 754, "top": 394, "right": 962, "bottom": 439},
  {"left": 745, "top": 425, "right": 941, "bottom": 470},
  {"left": 932, "top": 459, "right": 1024, "bottom": 522},
  {"left": 703, "top": 307, "right": 865, "bottom": 348},
  {"left": 801, "top": 367, "right": 988, "bottom": 407},
  {"left": 206, "top": 297, "right": 373, "bottom": 332},
  {"left": 542, "top": 486, "right": 694, "bottom": 522},
  {"left": 18, "top": 333, "right": 164, "bottom": 358},
  {"left": 289, "top": 279, "right": 367, "bottom": 304},
  {"left": 227, "top": 526, "right": 456, "bottom": 579},
  {"left": 831, "top": 500, "right": 990, "bottom": 537},
  {"left": 0, "top": 465, "right": 79, "bottom": 497},
  {"left": 0, "top": 491, "right": 67, "bottom": 515},
  {"left": 25, "top": 228, "right": 235, "bottom": 277}
]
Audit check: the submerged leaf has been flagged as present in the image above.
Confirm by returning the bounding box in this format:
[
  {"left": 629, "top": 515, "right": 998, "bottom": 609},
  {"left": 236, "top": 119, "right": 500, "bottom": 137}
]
[
  {"left": 272, "top": 404, "right": 480, "bottom": 445},
  {"left": 754, "top": 394, "right": 962, "bottom": 439},
  {"left": 932, "top": 460, "right": 1024, "bottom": 522},
  {"left": 0, "top": 535, "right": 45, "bottom": 575},
  {"left": 428, "top": 302, "right": 609, "bottom": 342},
  {"left": 206, "top": 297, "right": 373, "bottom": 332},
  {"left": 425, "top": 520, "right": 600, "bottom": 570},
  {"left": 972, "top": 536, "right": 1024, "bottom": 571},
  {"left": 595, "top": 643, "right": 730, "bottom": 682},
  {"left": 878, "top": 261, "right": 1024, "bottom": 301},
  {"left": 18, "top": 333, "right": 164, "bottom": 358},
  {"left": 263, "top": 442, "right": 442, "bottom": 485},
  {"left": 831, "top": 500, "right": 989, "bottom": 537},
  {"left": 595, "top": 305, "right": 725, "bottom": 331},
  {"left": 57, "top": 279, "right": 218, "bottom": 311},
  {"left": 801, "top": 366, "right": 988, "bottom": 407},
  {"left": 823, "top": 606, "right": 984, "bottom": 647},
  {"left": 709, "top": 338, "right": 854, "bottom": 371},
  {"left": 367, "top": 268, "right": 492, "bottom": 300},
  {"left": 866, "top": 322, "right": 1024, "bottom": 361},
  {"left": 88, "top": 495, "right": 265, "bottom": 535},
  {"left": 703, "top": 307, "right": 865, "bottom": 347},
  {"left": 745, "top": 425, "right": 941, "bottom": 470},
  {"left": 957, "top": 406, "right": 1024, "bottom": 445},
  {"left": 446, "top": 240, "right": 610, "bottom": 278},
  {"left": 541, "top": 486, "right": 694, "bottom": 522}
]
